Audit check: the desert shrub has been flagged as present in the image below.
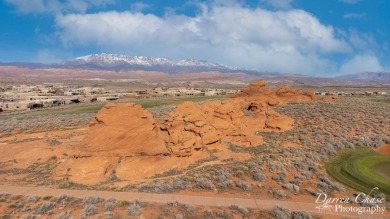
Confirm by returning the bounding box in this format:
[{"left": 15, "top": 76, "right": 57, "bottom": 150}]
[
  {"left": 236, "top": 181, "right": 251, "bottom": 191},
  {"left": 11, "top": 195, "right": 22, "bottom": 200},
  {"left": 167, "top": 201, "right": 180, "bottom": 207},
  {"left": 216, "top": 209, "right": 225, "bottom": 218},
  {"left": 107, "top": 198, "right": 117, "bottom": 203},
  {"left": 305, "top": 188, "right": 318, "bottom": 197},
  {"left": 268, "top": 162, "right": 282, "bottom": 172},
  {"left": 283, "top": 183, "right": 299, "bottom": 194},
  {"left": 292, "top": 160, "right": 307, "bottom": 170},
  {"left": 107, "top": 170, "right": 119, "bottom": 182},
  {"left": 83, "top": 204, "right": 97, "bottom": 216},
  {"left": 55, "top": 211, "right": 73, "bottom": 219},
  {"left": 273, "top": 191, "right": 288, "bottom": 200},
  {"left": 21, "top": 215, "right": 35, "bottom": 219},
  {"left": 34, "top": 201, "right": 56, "bottom": 215},
  {"left": 127, "top": 200, "right": 143, "bottom": 216},
  {"left": 272, "top": 206, "right": 291, "bottom": 219},
  {"left": 318, "top": 143, "right": 337, "bottom": 156},
  {"left": 104, "top": 201, "right": 116, "bottom": 212},
  {"left": 43, "top": 196, "right": 53, "bottom": 201},
  {"left": 0, "top": 193, "right": 10, "bottom": 202},
  {"left": 195, "top": 178, "right": 216, "bottom": 190},
  {"left": 290, "top": 178, "right": 301, "bottom": 185},
  {"left": 246, "top": 161, "right": 258, "bottom": 169},
  {"left": 8, "top": 203, "right": 24, "bottom": 209},
  {"left": 83, "top": 196, "right": 104, "bottom": 204},
  {"left": 230, "top": 205, "right": 250, "bottom": 216},
  {"left": 179, "top": 204, "right": 193, "bottom": 213},
  {"left": 27, "top": 196, "right": 41, "bottom": 203},
  {"left": 215, "top": 169, "right": 231, "bottom": 182},
  {"left": 272, "top": 171, "right": 287, "bottom": 183},
  {"left": 58, "top": 194, "right": 73, "bottom": 203},
  {"left": 308, "top": 164, "right": 318, "bottom": 172},
  {"left": 139, "top": 178, "right": 189, "bottom": 193},
  {"left": 291, "top": 211, "right": 313, "bottom": 219},
  {"left": 215, "top": 169, "right": 232, "bottom": 189},
  {"left": 301, "top": 171, "right": 312, "bottom": 178},
  {"left": 58, "top": 181, "right": 71, "bottom": 189},
  {"left": 118, "top": 200, "right": 130, "bottom": 207},
  {"left": 204, "top": 209, "right": 213, "bottom": 217},
  {"left": 216, "top": 180, "right": 233, "bottom": 189},
  {"left": 317, "top": 176, "right": 344, "bottom": 192},
  {"left": 253, "top": 169, "right": 266, "bottom": 182}
]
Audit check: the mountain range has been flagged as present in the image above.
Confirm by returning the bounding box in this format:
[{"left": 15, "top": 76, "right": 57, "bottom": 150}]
[{"left": 0, "top": 53, "right": 389, "bottom": 85}]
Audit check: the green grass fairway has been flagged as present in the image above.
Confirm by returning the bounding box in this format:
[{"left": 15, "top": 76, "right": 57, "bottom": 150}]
[
  {"left": 0, "top": 104, "right": 104, "bottom": 120},
  {"left": 326, "top": 147, "right": 390, "bottom": 199}
]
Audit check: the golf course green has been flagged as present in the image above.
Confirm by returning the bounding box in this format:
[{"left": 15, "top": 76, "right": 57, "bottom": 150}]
[{"left": 326, "top": 147, "right": 390, "bottom": 199}]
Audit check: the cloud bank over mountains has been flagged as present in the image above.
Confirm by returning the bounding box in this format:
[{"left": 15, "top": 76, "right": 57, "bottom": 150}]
[{"left": 5, "top": 0, "right": 384, "bottom": 75}]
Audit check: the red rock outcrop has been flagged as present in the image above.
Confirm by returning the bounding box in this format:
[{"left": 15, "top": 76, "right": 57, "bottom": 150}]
[
  {"left": 54, "top": 80, "right": 315, "bottom": 184},
  {"left": 158, "top": 81, "right": 314, "bottom": 156},
  {"left": 83, "top": 103, "right": 169, "bottom": 156},
  {"left": 82, "top": 80, "right": 314, "bottom": 157}
]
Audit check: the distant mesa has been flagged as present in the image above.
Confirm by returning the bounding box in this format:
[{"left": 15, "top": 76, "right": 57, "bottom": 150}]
[{"left": 55, "top": 80, "right": 315, "bottom": 184}]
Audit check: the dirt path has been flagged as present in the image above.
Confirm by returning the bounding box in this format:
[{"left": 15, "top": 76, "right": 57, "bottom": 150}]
[{"left": 1, "top": 185, "right": 389, "bottom": 219}]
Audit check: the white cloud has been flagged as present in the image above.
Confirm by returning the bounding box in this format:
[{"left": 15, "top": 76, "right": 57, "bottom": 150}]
[
  {"left": 348, "top": 29, "right": 377, "bottom": 51},
  {"left": 5, "top": 0, "right": 114, "bottom": 14},
  {"left": 55, "top": 3, "right": 351, "bottom": 75},
  {"left": 340, "top": 54, "right": 383, "bottom": 74}
]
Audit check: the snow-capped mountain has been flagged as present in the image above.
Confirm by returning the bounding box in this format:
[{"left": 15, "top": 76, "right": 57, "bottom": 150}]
[{"left": 60, "top": 53, "right": 239, "bottom": 73}]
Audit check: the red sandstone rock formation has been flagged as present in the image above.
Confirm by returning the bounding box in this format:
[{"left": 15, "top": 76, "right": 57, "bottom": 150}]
[
  {"left": 54, "top": 80, "right": 315, "bottom": 184},
  {"left": 83, "top": 103, "right": 169, "bottom": 156}
]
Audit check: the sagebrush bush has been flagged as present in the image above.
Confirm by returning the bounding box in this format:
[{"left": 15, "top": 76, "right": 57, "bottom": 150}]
[
  {"left": 127, "top": 200, "right": 143, "bottom": 216},
  {"left": 230, "top": 205, "right": 250, "bottom": 216},
  {"left": 272, "top": 206, "right": 291, "bottom": 219},
  {"left": 83, "top": 203, "right": 97, "bottom": 216},
  {"left": 283, "top": 183, "right": 299, "bottom": 194},
  {"left": 83, "top": 196, "right": 104, "bottom": 205},
  {"left": 236, "top": 181, "right": 251, "bottom": 191},
  {"left": 27, "top": 196, "right": 40, "bottom": 203},
  {"left": 195, "top": 178, "right": 216, "bottom": 190},
  {"left": 291, "top": 211, "right": 313, "bottom": 219},
  {"left": 253, "top": 169, "right": 266, "bottom": 182},
  {"left": 34, "top": 202, "right": 56, "bottom": 215},
  {"left": 104, "top": 201, "right": 116, "bottom": 212}
]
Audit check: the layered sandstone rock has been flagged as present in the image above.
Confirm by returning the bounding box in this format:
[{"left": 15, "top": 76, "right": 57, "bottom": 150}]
[
  {"left": 83, "top": 103, "right": 169, "bottom": 156},
  {"left": 82, "top": 81, "right": 314, "bottom": 157},
  {"left": 55, "top": 80, "right": 315, "bottom": 184}
]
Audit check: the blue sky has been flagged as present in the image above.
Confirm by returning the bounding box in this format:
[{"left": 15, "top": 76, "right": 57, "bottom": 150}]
[{"left": 0, "top": 0, "right": 389, "bottom": 76}]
